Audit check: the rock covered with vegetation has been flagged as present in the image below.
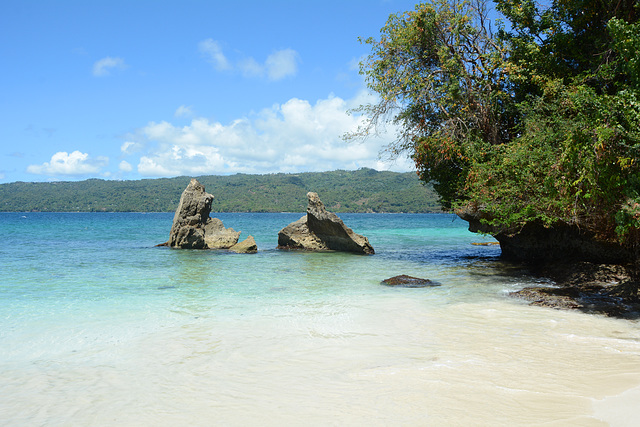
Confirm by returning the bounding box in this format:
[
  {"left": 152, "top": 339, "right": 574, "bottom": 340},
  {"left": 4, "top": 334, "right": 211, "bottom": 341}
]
[
  {"left": 278, "top": 192, "right": 374, "bottom": 254},
  {"left": 352, "top": 0, "right": 639, "bottom": 272}
]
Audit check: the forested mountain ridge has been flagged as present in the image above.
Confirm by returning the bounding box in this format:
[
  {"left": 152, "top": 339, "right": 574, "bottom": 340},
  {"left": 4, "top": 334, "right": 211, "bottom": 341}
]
[{"left": 0, "top": 169, "right": 441, "bottom": 213}]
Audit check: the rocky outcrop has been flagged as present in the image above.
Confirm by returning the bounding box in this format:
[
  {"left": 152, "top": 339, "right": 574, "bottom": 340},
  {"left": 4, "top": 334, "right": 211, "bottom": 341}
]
[
  {"left": 457, "top": 203, "right": 640, "bottom": 317},
  {"left": 166, "top": 178, "right": 214, "bottom": 249},
  {"left": 511, "top": 262, "right": 640, "bottom": 318},
  {"left": 161, "top": 178, "right": 249, "bottom": 251},
  {"left": 230, "top": 236, "right": 258, "bottom": 254},
  {"left": 456, "top": 204, "right": 634, "bottom": 264},
  {"left": 278, "top": 216, "right": 328, "bottom": 251},
  {"left": 278, "top": 192, "right": 374, "bottom": 254}
]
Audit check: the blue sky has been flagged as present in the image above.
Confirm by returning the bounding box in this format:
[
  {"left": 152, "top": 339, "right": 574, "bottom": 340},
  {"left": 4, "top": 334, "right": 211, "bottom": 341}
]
[{"left": 1, "top": 0, "right": 423, "bottom": 184}]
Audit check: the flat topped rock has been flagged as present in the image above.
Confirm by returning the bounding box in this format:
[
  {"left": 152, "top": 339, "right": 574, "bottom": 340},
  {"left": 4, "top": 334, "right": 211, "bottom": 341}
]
[
  {"left": 277, "top": 192, "right": 374, "bottom": 254},
  {"left": 381, "top": 275, "right": 441, "bottom": 288}
]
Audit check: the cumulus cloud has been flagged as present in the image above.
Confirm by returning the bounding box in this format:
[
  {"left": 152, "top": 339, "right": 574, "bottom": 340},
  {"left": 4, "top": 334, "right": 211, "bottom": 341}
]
[
  {"left": 27, "top": 151, "right": 109, "bottom": 176},
  {"left": 125, "top": 91, "right": 412, "bottom": 178},
  {"left": 93, "top": 56, "right": 127, "bottom": 76},
  {"left": 198, "top": 39, "right": 231, "bottom": 71}
]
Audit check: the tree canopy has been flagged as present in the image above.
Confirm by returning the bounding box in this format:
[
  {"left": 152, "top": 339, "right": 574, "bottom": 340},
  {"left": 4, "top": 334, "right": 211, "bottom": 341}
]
[{"left": 352, "top": 0, "right": 640, "bottom": 245}]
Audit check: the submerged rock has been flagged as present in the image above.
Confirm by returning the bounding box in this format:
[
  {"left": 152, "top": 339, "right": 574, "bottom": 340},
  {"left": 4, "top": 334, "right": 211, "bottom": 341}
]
[
  {"left": 381, "top": 275, "right": 441, "bottom": 288},
  {"left": 161, "top": 178, "right": 248, "bottom": 251},
  {"left": 277, "top": 192, "right": 374, "bottom": 254}
]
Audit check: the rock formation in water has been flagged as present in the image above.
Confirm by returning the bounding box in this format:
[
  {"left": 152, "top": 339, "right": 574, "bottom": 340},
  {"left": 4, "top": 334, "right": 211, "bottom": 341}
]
[
  {"left": 161, "top": 178, "right": 249, "bottom": 251},
  {"left": 204, "top": 217, "right": 241, "bottom": 249},
  {"left": 230, "top": 235, "right": 258, "bottom": 254},
  {"left": 164, "top": 178, "right": 214, "bottom": 249},
  {"left": 277, "top": 192, "right": 374, "bottom": 254},
  {"left": 381, "top": 275, "right": 441, "bottom": 288}
]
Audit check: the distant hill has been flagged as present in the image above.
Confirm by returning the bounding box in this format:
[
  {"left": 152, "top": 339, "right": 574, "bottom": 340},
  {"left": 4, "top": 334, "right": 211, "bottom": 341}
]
[{"left": 0, "top": 168, "right": 442, "bottom": 213}]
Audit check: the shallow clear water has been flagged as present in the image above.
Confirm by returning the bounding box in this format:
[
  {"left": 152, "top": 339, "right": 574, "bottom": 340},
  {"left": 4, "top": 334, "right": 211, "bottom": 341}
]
[{"left": 1, "top": 212, "right": 639, "bottom": 426}]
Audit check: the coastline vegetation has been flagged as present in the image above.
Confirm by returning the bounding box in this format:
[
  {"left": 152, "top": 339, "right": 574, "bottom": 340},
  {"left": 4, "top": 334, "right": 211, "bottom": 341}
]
[
  {"left": 0, "top": 168, "right": 440, "bottom": 213},
  {"left": 349, "top": 0, "right": 639, "bottom": 246}
]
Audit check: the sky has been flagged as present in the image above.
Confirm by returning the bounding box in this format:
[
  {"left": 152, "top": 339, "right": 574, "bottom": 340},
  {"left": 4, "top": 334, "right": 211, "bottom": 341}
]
[{"left": 0, "top": 0, "right": 422, "bottom": 184}]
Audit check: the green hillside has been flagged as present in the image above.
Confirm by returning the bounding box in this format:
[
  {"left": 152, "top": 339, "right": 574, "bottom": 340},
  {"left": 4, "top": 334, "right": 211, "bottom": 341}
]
[{"left": 0, "top": 169, "right": 441, "bottom": 213}]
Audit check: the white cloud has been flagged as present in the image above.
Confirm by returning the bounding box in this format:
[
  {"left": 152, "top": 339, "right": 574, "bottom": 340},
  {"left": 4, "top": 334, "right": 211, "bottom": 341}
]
[
  {"left": 265, "top": 49, "right": 299, "bottom": 81},
  {"left": 238, "top": 57, "right": 264, "bottom": 78},
  {"left": 199, "top": 39, "right": 299, "bottom": 81},
  {"left": 127, "top": 91, "right": 412, "bottom": 177},
  {"left": 198, "top": 39, "right": 231, "bottom": 71},
  {"left": 93, "top": 56, "right": 127, "bottom": 77},
  {"left": 120, "top": 141, "right": 144, "bottom": 154},
  {"left": 119, "top": 160, "right": 133, "bottom": 172},
  {"left": 174, "top": 105, "right": 194, "bottom": 118},
  {"left": 27, "top": 151, "right": 109, "bottom": 176}
]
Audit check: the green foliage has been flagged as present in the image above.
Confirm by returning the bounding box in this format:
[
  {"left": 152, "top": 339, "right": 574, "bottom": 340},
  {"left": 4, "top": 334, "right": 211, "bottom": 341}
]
[
  {"left": 466, "top": 82, "right": 640, "bottom": 238},
  {"left": 356, "top": 0, "right": 640, "bottom": 243},
  {"left": 0, "top": 169, "right": 441, "bottom": 213},
  {"left": 348, "top": 0, "right": 516, "bottom": 209}
]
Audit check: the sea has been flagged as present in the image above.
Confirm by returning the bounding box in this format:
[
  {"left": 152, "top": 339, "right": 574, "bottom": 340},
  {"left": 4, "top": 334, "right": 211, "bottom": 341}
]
[{"left": 1, "top": 212, "right": 640, "bottom": 426}]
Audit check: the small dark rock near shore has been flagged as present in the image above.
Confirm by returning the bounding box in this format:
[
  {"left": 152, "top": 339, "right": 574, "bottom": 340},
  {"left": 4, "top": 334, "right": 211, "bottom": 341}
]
[{"left": 382, "top": 275, "right": 441, "bottom": 288}]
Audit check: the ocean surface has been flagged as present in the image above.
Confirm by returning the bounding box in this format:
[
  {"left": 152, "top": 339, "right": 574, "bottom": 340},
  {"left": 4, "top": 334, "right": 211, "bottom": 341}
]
[{"left": 1, "top": 212, "right": 640, "bottom": 426}]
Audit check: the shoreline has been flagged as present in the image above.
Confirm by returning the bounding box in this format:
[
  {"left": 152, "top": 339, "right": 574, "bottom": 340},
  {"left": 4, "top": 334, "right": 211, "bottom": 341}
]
[{"left": 511, "top": 261, "right": 640, "bottom": 319}]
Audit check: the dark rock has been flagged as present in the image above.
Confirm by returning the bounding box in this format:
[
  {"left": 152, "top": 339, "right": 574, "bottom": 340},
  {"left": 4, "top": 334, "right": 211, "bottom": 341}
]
[
  {"left": 511, "top": 262, "right": 640, "bottom": 318},
  {"left": 382, "top": 275, "right": 441, "bottom": 288},
  {"left": 277, "top": 192, "right": 374, "bottom": 254}
]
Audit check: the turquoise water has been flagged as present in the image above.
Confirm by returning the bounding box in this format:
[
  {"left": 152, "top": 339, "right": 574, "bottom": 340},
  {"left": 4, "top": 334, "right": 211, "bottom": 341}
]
[{"left": 1, "top": 213, "right": 640, "bottom": 425}]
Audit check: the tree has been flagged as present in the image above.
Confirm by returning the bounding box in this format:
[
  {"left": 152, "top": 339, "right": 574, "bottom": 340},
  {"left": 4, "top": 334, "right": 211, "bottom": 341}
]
[
  {"left": 347, "top": 0, "right": 516, "bottom": 208},
  {"left": 353, "top": 0, "right": 640, "bottom": 254}
]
